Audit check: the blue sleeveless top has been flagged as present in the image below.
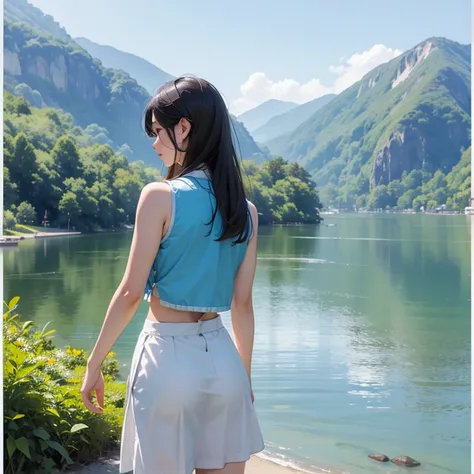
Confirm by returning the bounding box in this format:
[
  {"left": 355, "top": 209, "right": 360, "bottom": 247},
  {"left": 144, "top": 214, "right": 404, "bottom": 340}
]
[{"left": 144, "top": 169, "right": 252, "bottom": 312}]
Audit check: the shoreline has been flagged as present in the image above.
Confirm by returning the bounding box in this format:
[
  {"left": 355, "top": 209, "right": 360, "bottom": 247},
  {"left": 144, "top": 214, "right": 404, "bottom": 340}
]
[
  {"left": 66, "top": 449, "right": 333, "bottom": 474},
  {"left": 1, "top": 231, "right": 82, "bottom": 240}
]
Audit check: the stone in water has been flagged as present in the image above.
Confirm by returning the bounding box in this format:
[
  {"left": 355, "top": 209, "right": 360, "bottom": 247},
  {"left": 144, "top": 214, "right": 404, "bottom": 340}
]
[
  {"left": 391, "top": 456, "right": 421, "bottom": 468},
  {"left": 369, "top": 454, "right": 389, "bottom": 462}
]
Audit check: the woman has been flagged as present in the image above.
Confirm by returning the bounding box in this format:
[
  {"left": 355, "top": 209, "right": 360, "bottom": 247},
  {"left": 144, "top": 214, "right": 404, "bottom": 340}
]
[{"left": 81, "top": 76, "right": 265, "bottom": 474}]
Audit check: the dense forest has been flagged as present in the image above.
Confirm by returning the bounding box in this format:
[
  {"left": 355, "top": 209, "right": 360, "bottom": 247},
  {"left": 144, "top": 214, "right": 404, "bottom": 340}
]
[
  {"left": 3, "top": 91, "right": 323, "bottom": 233},
  {"left": 321, "top": 146, "right": 471, "bottom": 211},
  {"left": 242, "top": 158, "right": 323, "bottom": 224}
]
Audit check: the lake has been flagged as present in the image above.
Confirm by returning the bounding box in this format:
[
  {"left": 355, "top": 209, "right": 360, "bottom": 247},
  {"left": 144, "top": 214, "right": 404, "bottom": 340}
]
[{"left": 3, "top": 214, "right": 471, "bottom": 474}]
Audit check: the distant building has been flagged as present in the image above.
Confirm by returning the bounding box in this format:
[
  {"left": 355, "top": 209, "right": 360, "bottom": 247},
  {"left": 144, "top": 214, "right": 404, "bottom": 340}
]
[{"left": 464, "top": 197, "right": 474, "bottom": 215}]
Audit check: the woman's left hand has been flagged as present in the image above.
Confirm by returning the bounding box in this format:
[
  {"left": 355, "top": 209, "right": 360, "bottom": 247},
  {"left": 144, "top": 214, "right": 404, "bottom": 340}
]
[{"left": 80, "top": 365, "right": 105, "bottom": 414}]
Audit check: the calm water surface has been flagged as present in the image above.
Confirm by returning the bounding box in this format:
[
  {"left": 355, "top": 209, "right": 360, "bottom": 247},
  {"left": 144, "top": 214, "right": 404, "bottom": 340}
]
[{"left": 3, "top": 214, "right": 471, "bottom": 474}]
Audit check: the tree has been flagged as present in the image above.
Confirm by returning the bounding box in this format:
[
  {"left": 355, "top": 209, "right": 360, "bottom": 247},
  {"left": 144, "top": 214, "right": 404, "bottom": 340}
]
[
  {"left": 412, "top": 195, "right": 428, "bottom": 211},
  {"left": 58, "top": 191, "right": 81, "bottom": 228},
  {"left": 113, "top": 170, "right": 143, "bottom": 220},
  {"left": 52, "top": 136, "right": 83, "bottom": 180},
  {"left": 244, "top": 158, "right": 323, "bottom": 224},
  {"left": 274, "top": 176, "right": 321, "bottom": 222},
  {"left": 7, "top": 133, "right": 39, "bottom": 203},
  {"left": 397, "top": 189, "right": 419, "bottom": 209},
  {"left": 278, "top": 202, "right": 303, "bottom": 223},
  {"left": 4, "top": 167, "right": 18, "bottom": 209},
  {"left": 367, "top": 185, "right": 390, "bottom": 209},
  {"left": 16, "top": 202, "right": 37, "bottom": 225},
  {"left": 63, "top": 178, "right": 99, "bottom": 223},
  {"left": 264, "top": 156, "right": 287, "bottom": 185},
  {"left": 402, "top": 169, "right": 423, "bottom": 190},
  {"left": 3, "top": 210, "right": 17, "bottom": 230},
  {"left": 387, "top": 180, "right": 404, "bottom": 206},
  {"left": 14, "top": 83, "right": 43, "bottom": 108}
]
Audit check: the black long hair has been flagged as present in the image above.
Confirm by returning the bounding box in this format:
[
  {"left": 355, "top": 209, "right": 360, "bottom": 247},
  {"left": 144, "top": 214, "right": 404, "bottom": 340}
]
[{"left": 144, "top": 76, "right": 250, "bottom": 244}]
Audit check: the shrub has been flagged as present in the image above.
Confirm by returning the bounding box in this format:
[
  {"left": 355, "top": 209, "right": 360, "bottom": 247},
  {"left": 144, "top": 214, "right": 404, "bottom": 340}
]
[
  {"left": 3, "top": 296, "right": 126, "bottom": 473},
  {"left": 15, "top": 202, "right": 37, "bottom": 225},
  {"left": 3, "top": 210, "right": 17, "bottom": 230}
]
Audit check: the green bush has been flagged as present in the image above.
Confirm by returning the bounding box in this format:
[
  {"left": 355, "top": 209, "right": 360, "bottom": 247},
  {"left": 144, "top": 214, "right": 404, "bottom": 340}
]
[
  {"left": 3, "top": 296, "right": 126, "bottom": 473},
  {"left": 3, "top": 210, "right": 17, "bottom": 230},
  {"left": 15, "top": 202, "right": 37, "bottom": 225}
]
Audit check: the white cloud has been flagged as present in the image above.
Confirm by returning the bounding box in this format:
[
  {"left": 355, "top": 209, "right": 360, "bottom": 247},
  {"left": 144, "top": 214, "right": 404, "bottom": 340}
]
[{"left": 233, "top": 44, "right": 403, "bottom": 115}]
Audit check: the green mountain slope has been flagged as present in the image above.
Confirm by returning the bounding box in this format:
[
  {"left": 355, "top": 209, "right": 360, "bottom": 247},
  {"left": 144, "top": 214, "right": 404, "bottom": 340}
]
[
  {"left": 4, "top": 12, "right": 268, "bottom": 165},
  {"left": 229, "top": 116, "right": 270, "bottom": 163},
  {"left": 4, "top": 21, "right": 155, "bottom": 164},
  {"left": 238, "top": 99, "right": 298, "bottom": 132},
  {"left": 74, "top": 37, "right": 175, "bottom": 95},
  {"left": 253, "top": 94, "right": 336, "bottom": 143},
  {"left": 4, "top": 0, "right": 70, "bottom": 40},
  {"left": 267, "top": 37, "right": 471, "bottom": 208}
]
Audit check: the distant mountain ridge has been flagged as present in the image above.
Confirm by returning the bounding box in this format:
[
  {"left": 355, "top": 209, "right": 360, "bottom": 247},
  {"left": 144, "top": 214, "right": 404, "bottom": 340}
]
[
  {"left": 238, "top": 99, "right": 298, "bottom": 132},
  {"left": 74, "top": 37, "right": 175, "bottom": 96},
  {"left": 253, "top": 94, "right": 336, "bottom": 143}
]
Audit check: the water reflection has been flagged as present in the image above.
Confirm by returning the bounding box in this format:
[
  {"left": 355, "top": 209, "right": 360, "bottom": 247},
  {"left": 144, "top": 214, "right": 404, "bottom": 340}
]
[{"left": 2, "top": 215, "right": 470, "bottom": 474}]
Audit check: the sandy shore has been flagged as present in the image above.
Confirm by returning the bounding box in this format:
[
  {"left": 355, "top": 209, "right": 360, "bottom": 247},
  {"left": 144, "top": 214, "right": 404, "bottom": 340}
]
[{"left": 66, "top": 450, "right": 309, "bottom": 474}]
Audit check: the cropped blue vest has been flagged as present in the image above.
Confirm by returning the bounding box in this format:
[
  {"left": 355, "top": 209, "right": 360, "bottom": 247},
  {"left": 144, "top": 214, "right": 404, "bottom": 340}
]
[{"left": 144, "top": 169, "right": 252, "bottom": 312}]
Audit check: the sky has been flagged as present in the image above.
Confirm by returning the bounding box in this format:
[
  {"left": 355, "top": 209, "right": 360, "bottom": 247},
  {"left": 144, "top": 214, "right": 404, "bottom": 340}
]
[{"left": 28, "top": 0, "right": 471, "bottom": 115}]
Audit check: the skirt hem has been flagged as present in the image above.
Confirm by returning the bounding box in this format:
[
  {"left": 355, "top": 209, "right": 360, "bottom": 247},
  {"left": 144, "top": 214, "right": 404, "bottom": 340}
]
[{"left": 119, "top": 445, "right": 265, "bottom": 474}]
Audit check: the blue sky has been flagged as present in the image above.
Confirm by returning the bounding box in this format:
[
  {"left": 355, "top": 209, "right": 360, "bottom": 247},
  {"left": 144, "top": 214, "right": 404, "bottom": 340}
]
[{"left": 29, "top": 0, "right": 471, "bottom": 114}]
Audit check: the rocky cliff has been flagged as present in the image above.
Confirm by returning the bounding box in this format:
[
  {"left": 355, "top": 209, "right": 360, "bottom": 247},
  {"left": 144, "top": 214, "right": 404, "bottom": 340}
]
[
  {"left": 4, "top": 21, "right": 152, "bottom": 162},
  {"left": 266, "top": 37, "right": 471, "bottom": 207}
]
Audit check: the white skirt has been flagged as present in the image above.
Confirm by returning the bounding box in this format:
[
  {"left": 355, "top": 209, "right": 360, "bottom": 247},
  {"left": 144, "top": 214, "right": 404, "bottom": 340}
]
[{"left": 119, "top": 316, "right": 264, "bottom": 474}]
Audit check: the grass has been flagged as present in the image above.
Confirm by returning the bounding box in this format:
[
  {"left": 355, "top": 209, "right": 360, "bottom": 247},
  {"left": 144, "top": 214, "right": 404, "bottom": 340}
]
[
  {"left": 14, "top": 224, "right": 37, "bottom": 233},
  {"left": 28, "top": 225, "right": 67, "bottom": 233}
]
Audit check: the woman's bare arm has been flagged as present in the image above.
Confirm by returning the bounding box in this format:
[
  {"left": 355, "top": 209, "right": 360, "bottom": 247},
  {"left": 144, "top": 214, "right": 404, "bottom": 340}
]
[
  {"left": 86, "top": 182, "right": 170, "bottom": 371},
  {"left": 231, "top": 202, "right": 259, "bottom": 382}
]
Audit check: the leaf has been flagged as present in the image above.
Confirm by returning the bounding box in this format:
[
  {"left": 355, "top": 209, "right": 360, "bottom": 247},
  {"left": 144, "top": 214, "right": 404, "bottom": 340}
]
[
  {"left": 15, "top": 436, "right": 31, "bottom": 459},
  {"left": 8, "top": 296, "right": 20, "bottom": 310},
  {"left": 6, "top": 436, "right": 16, "bottom": 458},
  {"left": 46, "top": 407, "right": 60, "bottom": 418},
  {"left": 39, "top": 320, "right": 52, "bottom": 336},
  {"left": 45, "top": 440, "right": 73, "bottom": 464},
  {"left": 8, "top": 420, "right": 19, "bottom": 431},
  {"left": 70, "top": 423, "right": 88, "bottom": 433},
  {"left": 43, "top": 457, "right": 57, "bottom": 472},
  {"left": 20, "top": 320, "right": 35, "bottom": 335},
  {"left": 33, "top": 428, "right": 50, "bottom": 440},
  {"left": 12, "top": 413, "right": 25, "bottom": 420},
  {"left": 39, "top": 439, "right": 48, "bottom": 452},
  {"left": 16, "top": 362, "right": 42, "bottom": 380}
]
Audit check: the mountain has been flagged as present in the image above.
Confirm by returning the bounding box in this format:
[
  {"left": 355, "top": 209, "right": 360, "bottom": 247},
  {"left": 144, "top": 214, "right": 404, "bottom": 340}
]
[
  {"left": 4, "top": 20, "right": 155, "bottom": 164},
  {"left": 267, "top": 37, "right": 471, "bottom": 209},
  {"left": 253, "top": 94, "right": 336, "bottom": 143},
  {"left": 74, "top": 37, "right": 175, "bottom": 95},
  {"left": 238, "top": 99, "right": 298, "bottom": 132},
  {"left": 3, "top": 1, "right": 268, "bottom": 166},
  {"left": 73, "top": 38, "right": 268, "bottom": 162},
  {"left": 229, "top": 116, "right": 269, "bottom": 163},
  {"left": 4, "top": 0, "right": 69, "bottom": 40},
  {"left": 73, "top": 39, "right": 269, "bottom": 162}
]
